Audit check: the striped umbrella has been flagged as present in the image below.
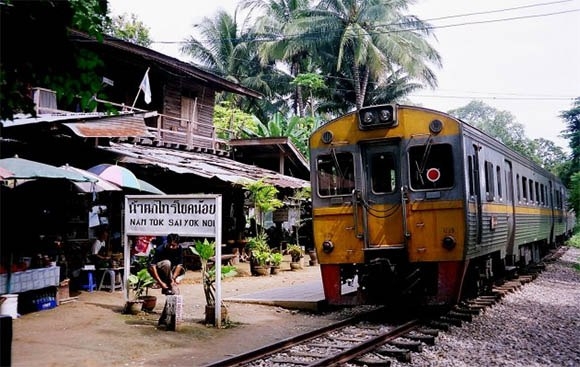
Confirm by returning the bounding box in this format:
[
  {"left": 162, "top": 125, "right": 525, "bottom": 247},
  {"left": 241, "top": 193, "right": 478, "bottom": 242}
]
[{"left": 87, "top": 163, "right": 140, "bottom": 190}]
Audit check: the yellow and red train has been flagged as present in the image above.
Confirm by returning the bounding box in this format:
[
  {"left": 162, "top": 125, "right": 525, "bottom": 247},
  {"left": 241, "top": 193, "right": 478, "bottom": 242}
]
[{"left": 309, "top": 104, "right": 574, "bottom": 306}]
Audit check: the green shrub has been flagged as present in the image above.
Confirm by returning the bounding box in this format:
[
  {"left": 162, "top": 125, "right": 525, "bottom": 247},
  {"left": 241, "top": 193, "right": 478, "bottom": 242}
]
[{"left": 567, "top": 234, "right": 580, "bottom": 249}]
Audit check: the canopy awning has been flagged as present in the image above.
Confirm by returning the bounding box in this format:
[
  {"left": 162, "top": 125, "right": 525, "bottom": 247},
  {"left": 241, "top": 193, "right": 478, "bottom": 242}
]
[{"left": 99, "top": 142, "right": 309, "bottom": 189}]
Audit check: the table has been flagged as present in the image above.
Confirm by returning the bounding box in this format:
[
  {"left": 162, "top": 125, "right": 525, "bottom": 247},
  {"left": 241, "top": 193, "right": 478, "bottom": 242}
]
[{"left": 1, "top": 267, "right": 60, "bottom": 293}]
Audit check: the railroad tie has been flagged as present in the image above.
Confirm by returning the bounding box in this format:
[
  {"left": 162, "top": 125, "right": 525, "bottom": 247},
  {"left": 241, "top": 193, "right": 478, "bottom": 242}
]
[
  {"left": 416, "top": 327, "right": 440, "bottom": 337},
  {"left": 447, "top": 310, "right": 473, "bottom": 322},
  {"left": 388, "top": 339, "right": 423, "bottom": 352},
  {"left": 403, "top": 332, "right": 436, "bottom": 345},
  {"left": 438, "top": 315, "right": 463, "bottom": 327},
  {"left": 375, "top": 345, "right": 412, "bottom": 362}
]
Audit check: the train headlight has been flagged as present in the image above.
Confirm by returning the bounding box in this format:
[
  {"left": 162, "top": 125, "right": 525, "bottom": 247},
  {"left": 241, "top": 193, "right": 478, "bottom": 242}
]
[
  {"left": 358, "top": 105, "right": 397, "bottom": 130},
  {"left": 322, "top": 240, "right": 334, "bottom": 253},
  {"left": 442, "top": 236, "right": 456, "bottom": 250}
]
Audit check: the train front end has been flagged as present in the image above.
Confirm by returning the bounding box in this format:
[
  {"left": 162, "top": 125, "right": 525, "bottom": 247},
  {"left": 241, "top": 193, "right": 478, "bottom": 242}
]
[{"left": 309, "top": 105, "right": 467, "bottom": 306}]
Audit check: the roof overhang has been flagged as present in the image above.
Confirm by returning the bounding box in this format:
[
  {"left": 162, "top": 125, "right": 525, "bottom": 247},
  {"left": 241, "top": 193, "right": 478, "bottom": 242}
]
[
  {"left": 228, "top": 137, "right": 310, "bottom": 180},
  {"left": 63, "top": 114, "right": 153, "bottom": 138},
  {"left": 2, "top": 112, "right": 154, "bottom": 139},
  {"left": 99, "top": 142, "right": 309, "bottom": 189},
  {"left": 68, "top": 29, "right": 262, "bottom": 99}
]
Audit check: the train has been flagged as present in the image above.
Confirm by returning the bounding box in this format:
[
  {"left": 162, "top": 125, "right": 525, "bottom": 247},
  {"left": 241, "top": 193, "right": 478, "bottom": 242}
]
[{"left": 308, "top": 104, "right": 575, "bottom": 306}]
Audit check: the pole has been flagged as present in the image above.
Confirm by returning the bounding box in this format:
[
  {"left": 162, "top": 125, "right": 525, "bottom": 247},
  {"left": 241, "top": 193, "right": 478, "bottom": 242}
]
[{"left": 214, "top": 196, "right": 223, "bottom": 328}]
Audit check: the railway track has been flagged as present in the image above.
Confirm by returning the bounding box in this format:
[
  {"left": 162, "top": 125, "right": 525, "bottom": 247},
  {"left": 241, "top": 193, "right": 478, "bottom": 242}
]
[{"left": 206, "top": 247, "right": 566, "bottom": 367}]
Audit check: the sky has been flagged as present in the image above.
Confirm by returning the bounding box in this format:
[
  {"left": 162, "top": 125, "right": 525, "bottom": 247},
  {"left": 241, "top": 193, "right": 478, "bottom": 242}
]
[{"left": 108, "top": 0, "right": 580, "bottom": 150}]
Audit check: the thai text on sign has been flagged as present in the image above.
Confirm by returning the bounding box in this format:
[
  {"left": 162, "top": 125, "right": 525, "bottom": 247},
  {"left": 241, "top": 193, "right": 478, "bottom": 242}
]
[{"left": 124, "top": 195, "right": 219, "bottom": 236}]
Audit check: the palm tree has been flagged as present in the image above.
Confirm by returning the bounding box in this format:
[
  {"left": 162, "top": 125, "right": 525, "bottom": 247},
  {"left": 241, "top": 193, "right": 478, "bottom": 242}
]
[
  {"left": 295, "top": 0, "right": 442, "bottom": 109},
  {"left": 241, "top": 0, "right": 313, "bottom": 117},
  {"left": 181, "top": 9, "right": 294, "bottom": 123}
]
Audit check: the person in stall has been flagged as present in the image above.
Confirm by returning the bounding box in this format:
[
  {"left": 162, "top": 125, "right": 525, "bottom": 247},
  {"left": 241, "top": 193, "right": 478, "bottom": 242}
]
[{"left": 90, "top": 226, "right": 110, "bottom": 267}]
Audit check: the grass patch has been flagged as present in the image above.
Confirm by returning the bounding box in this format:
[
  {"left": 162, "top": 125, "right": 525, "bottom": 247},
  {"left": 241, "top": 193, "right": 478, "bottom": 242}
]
[{"left": 567, "top": 233, "right": 580, "bottom": 249}]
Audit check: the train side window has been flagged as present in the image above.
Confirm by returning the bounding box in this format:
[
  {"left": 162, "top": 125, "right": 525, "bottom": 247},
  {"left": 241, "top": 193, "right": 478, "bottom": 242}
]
[
  {"left": 408, "top": 143, "right": 454, "bottom": 190},
  {"left": 316, "top": 152, "right": 355, "bottom": 197},
  {"left": 496, "top": 166, "right": 502, "bottom": 201},
  {"left": 535, "top": 182, "right": 540, "bottom": 205},
  {"left": 467, "top": 156, "right": 474, "bottom": 198},
  {"left": 516, "top": 174, "right": 520, "bottom": 202},
  {"left": 529, "top": 180, "right": 534, "bottom": 204},
  {"left": 540, "top": 184, "right": 545, "bottom": 206},
  {"left": 522, "top": 176, "right": 528, "bottom": 202},
  {"left": 484, "top": 161, "right": 495, "bottom": 201},
  {"left": 371, "top": 152, "right": 396, "bottom": 194}
]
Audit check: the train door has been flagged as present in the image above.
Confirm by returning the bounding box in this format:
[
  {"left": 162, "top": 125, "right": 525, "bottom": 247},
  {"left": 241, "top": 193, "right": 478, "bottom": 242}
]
[
  {"left": 473, "top": 145, "right": 483, "bottom": 244},
  {"left": 504, "top": 160, "right": 516, "bottom": 261},
  {"left": 359, "top": 142, "right": 404, "bottom": 248}
]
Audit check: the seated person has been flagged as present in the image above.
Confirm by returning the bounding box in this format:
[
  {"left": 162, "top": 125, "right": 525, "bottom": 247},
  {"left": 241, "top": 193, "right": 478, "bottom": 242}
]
[
  {"left": 148, "top": 233, "right": 184, "bottom": 295},
  {"left": 90, "top": 226, "right": 110, "bottom": 267}
]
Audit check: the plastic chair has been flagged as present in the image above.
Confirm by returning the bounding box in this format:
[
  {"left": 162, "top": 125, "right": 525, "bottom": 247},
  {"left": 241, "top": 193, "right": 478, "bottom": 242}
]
[
  {"left": 81, "top": 271, "right": 96, "bottom": 292},
  {"left": 98, "top": 269, "right": 124, "bottom": 292}
]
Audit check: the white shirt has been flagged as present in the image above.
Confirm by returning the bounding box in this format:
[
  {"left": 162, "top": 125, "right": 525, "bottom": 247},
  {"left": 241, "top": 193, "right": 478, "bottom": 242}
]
[{"left": 92, "top": 239, "right": 106, "bottom": 255}]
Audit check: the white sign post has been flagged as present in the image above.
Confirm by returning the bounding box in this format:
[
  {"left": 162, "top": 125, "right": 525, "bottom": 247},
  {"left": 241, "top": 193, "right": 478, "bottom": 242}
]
[{"left": 124, "top": 194, "right": 223, "bottom": 327}]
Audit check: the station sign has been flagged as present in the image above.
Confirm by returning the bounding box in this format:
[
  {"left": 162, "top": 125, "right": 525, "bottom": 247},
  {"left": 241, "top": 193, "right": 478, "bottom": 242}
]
[{"left": 124, "top": 194, "right": 220, "bottom": 237}]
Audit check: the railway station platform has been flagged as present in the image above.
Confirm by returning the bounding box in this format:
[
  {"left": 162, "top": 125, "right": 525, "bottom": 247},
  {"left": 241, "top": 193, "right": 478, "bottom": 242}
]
[{"left": 225, "top": 278, "right": 358, "bottom": 312}]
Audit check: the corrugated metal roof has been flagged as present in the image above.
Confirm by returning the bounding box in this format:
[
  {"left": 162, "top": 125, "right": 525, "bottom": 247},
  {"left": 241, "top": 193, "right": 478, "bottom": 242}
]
[
  {"left": 100, "top": 142, "right": 309, "bottom": 189},
  {"left": 63, "top": 114, "right": 153, "bottom": 138},
  {"left": 1, "top": 111, "right": 153, "bottom": 140}
]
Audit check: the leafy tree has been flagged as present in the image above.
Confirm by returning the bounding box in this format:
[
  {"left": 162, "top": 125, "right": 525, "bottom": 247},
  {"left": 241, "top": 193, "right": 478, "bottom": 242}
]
[
  {"left": 568, "top": 171, "right": 580, "bottom": 216},
  {"left": 0, "top": 0, "right": 110, "bottom": 119},
  {"left": 106, "top": 13, "right": 152, "bottom": 47},
  {"left": 560, "top": 97, "right": 580, "bottom": 182},
  {"left": 241, "top": 112, "right": 314, "bottom": 155},
  {"left": 291, "top": 73, "right": 326, "bottom": 118},
  {"left": 532, "top": 138, "right": 568, "bottom": 175},
  {"left": 448, "top": 100, "right": 540, "bottom": 163},
  {"left": 213, "top": 101, "right": 260, "bottom": 139}
]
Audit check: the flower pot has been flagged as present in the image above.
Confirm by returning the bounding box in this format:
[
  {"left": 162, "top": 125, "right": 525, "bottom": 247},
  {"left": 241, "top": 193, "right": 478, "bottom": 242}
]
[
  {"left": 252, "top": 265, "right": 270, "bottom": 276},
  {"left": 204, "top": 305, "right": 228, "bottom": 325},
  {"left": 308, "top": 250, "right": 318, "bottom": 266},
  {"left": 139, "top": 295, "right": 157, "bottom": 312},
  {"left": 123, "top": 300, "right": 143, "bottom": 315},
  {"left": 290, "top": 262, "right": 302, "bottom": 271},
  {"left": 270, "top": 265, "right": 280, "bottom": 275}
]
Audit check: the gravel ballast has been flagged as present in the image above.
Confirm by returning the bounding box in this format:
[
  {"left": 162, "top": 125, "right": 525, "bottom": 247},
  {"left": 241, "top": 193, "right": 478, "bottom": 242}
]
[{"left": 392, "top": 246, "right": 580, "bottom": 367}]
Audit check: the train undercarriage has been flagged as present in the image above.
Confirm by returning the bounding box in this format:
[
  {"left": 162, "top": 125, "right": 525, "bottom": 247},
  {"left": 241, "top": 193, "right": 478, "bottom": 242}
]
[{"left": 321, "top": 239, "right": 561, "bottom": 308}]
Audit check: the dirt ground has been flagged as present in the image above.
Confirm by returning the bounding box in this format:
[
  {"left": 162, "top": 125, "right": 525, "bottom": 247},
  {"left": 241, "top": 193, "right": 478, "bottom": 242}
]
[{"left": 8, "top": 259, "right": 355, "bottom": 367}]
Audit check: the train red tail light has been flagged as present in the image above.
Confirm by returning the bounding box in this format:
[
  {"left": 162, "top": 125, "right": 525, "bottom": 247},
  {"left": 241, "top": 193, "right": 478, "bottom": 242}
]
[
  {"left": 442, "top": 236, "right": 456, "bottom": 250},
  {"left": 322, "top": 240, "right": 334, "bottom": 253}
]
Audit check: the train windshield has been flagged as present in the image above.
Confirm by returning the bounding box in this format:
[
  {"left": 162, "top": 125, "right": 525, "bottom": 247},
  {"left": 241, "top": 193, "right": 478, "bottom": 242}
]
[
  {"left": 409, "top": 143, "right": 454, "bottom": 190},
  {"left": 316, "top": 151, "right": 355, "bottom": 196}
]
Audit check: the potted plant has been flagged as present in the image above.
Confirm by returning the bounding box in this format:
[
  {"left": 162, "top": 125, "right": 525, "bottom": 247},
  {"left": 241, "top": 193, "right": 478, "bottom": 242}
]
[
  {"left": 269, "top": 252, "right": 283, "bottom": 275},
  {"left": 252, "top": 249, "right": 271, "bottom": 276},
  {"left": 126, "top": 268, "right": 157, "bottom": 312},
  {"left": 286, "top": 244, "right": 304, "bottom": 270},
  {"left": 247, "top": 233, "right": 271, "bottom": 276},
  {"left": 190, "top": 239, "right": 237, "bottom": 326}
]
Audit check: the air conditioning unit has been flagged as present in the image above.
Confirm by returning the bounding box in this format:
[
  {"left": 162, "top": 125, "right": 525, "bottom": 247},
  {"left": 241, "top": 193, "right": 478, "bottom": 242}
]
[{"left": 32, "top": 87, "right": 58, "bottom": 114}]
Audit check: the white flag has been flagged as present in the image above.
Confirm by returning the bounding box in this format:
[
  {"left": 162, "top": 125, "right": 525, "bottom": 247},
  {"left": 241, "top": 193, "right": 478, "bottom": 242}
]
[{"left": 139, "top": 70, "right": 152, "bottom": 104}]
